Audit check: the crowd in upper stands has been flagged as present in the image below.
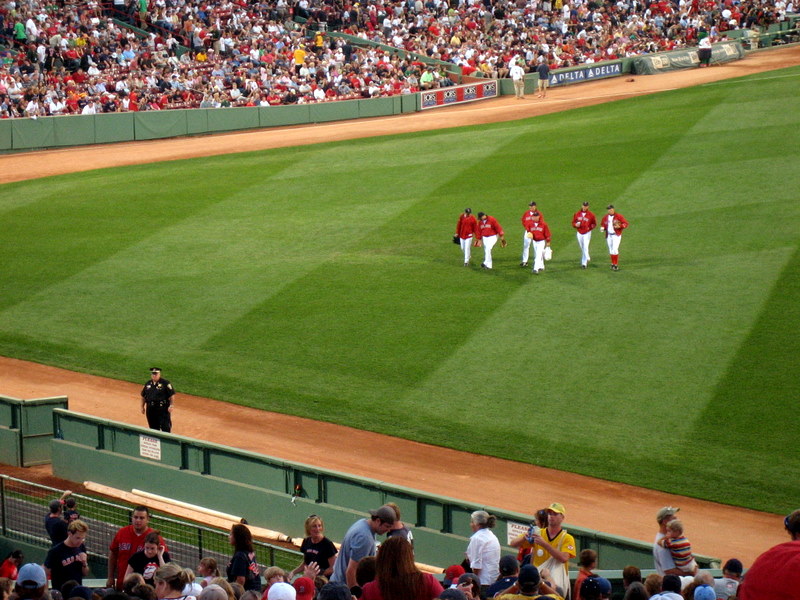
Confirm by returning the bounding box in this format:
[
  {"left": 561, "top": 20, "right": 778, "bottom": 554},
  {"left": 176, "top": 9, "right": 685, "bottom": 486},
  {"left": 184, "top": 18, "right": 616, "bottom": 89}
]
[
  {"left": 0, "top": 0, "right": 794, "bottom": 118},
  {"left": 1, "top": 491, "right": 799, "bottom": 600}
]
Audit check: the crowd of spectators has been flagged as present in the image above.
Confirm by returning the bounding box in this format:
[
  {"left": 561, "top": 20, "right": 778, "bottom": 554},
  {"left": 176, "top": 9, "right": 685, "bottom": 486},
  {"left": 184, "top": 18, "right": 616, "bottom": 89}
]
[
  {"left": 1, "top": 496, "right": 799, "bottom": 600},
  {"left": 0, "top": 0, "right": 795, "bottom": 118}
]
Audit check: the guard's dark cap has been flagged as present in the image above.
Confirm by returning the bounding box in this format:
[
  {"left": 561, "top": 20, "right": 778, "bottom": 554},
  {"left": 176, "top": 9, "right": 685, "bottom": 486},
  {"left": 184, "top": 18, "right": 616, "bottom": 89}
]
[{"left": 150, "top": 367, "right": 161, "bottom": 373}]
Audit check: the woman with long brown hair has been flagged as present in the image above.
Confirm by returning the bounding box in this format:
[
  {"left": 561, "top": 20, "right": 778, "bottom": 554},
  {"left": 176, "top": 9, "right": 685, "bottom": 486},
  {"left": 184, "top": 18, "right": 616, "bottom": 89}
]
[{"left": 360, "top": 537, "right": 442, "bottom": 600}]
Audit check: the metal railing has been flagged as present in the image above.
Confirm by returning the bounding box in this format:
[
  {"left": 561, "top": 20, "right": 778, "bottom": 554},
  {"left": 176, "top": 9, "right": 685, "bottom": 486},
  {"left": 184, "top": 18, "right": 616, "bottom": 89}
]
[{"left": 0, "top": 475, "right": 301, "bottom": 573}]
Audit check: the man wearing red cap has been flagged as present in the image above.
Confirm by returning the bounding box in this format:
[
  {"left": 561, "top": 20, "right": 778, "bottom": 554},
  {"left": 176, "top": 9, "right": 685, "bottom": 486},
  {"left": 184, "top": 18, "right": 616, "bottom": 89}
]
[
  {"left": 529, "top": 503, "right": 575, "bottom": 599},
  {"left": 293, "top": 576, "right": 315, "bottom": 600}
]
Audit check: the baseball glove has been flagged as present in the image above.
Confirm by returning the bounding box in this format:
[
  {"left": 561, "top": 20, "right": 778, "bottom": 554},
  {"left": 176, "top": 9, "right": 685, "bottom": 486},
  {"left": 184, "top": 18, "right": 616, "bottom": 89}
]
[
  {"left": 500, "top": 239, "right": 508, "bottom": 248},
  {"left": 452, "top": 235, "right": 460, "bottom": 244},
  {"left": 544, "top": 246, "right": 553, "bottom": 261}
]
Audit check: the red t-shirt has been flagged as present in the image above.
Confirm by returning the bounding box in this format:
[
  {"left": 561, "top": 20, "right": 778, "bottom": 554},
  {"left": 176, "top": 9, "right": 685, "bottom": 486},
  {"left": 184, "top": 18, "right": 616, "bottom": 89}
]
[
  {"left": 109, "top": 526, "right": 167, "bottom": 587},
  {"left": 361, "top": 573, "right": 443, "bottom": 600}
]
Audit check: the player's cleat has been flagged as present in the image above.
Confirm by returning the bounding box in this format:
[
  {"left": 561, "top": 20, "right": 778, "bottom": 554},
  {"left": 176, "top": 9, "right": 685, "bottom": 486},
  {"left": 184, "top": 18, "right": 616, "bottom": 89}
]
[
  {"left": 481, "top": 263, "right": 489, "bottom": 269},
  {"left": 520, "top": 262, "right": 528, "bottom": 267},
  {"left": 581, "top": 264, "right": 587, "bottom": 269},
  {"left": 612, "top": 265, "right": 620, "bottom": 271},
  {"left": 464, "top": 262, "right": 469, "bottom": 267}
]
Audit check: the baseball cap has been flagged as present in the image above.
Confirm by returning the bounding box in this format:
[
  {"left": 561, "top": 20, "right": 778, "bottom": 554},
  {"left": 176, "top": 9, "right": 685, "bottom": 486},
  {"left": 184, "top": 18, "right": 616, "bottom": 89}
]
[
  {"left": 694, "top": 584, "right": 716, "bottom": 600},
  {"left": 443, "top": 564, "right": 465, "bottom": 585},
  {"left": 17, "top": 564, "right": 47, "bottom": 589},
  {"left": 293, "top": 577, "right": 314, "bottom": 600},
  {"left": 582, "top": 202, "right": 589, "bottom": 206},
  {"left": 581, "top": 576, "right": 612, "bottom": 599},
  {"left": 368, "top": 504, "right": 396, "bottom": 524},
  {"left": 517, "top": 565, "right": 540, "bottom": 591},
  {"left": 464, "top": 208, "right": 472, "bottom": 214},
  {"left": 606, "top": 204, "right": 615, "bottom": 209},
  {"left": 317, "top": 583, "right": 351, "bottom": 600},
  {"left": 267, "top": 582, "right": 296, "bottom": 600},
  {"left": 529, "top": 201, "right": 537, "bottom": 207},
  {"left": 498, "top": 554, "right": 519, "bottom": 576},
  {"left": 656, "top": 506, "right": 680, "bottom": 523},
  {"left": 722, "top": 558, "right": 743, "bottom": 574},
  {"left": 547, "top": 502, "right": 566, "bottom": 515},
  {"left": 150, "top": 367, "right": 161, "bottom": 373}
]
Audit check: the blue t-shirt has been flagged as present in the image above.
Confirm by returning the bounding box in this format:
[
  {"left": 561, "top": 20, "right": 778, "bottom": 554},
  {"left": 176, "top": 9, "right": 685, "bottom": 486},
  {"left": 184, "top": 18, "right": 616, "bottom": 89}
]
[{"left": 330, "top": 519, "right": 375, "bottom": 584}]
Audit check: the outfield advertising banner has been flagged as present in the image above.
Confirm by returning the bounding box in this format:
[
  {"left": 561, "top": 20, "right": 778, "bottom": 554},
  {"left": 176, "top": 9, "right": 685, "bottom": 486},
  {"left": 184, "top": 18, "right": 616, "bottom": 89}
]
[
  {"left": 548, "top": 61, "right": 623, "bottom": 87},
  {"left": 420, "top": 80, "right": 498, "bottom": 110}
]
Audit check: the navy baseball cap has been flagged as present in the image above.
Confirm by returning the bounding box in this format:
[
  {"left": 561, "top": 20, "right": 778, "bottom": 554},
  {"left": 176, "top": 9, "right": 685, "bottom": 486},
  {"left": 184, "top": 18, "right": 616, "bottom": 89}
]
[
  {"left": 581, "top": 576, "right": 612, "bottom": 598},
  {"left": 150, "top": 367, "right": 161, "bottom": 373}
]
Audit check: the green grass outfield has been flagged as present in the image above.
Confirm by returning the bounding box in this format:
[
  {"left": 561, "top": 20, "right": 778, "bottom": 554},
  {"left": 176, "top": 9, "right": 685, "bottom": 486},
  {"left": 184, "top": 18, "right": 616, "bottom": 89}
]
[{"left": 1, "top": 67, "right": 798, "bottom": 514}]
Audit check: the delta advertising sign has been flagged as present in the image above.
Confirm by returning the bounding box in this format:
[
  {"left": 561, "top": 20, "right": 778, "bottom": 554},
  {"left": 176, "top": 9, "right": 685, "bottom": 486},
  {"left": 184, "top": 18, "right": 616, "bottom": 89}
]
[{"left": 549, "top": 61, "right": 623, "bottom": 87}]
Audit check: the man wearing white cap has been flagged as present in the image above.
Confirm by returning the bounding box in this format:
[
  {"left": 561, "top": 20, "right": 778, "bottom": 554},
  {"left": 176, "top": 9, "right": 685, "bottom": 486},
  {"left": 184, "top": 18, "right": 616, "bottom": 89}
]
[{"left": 529, "top": 502, "right": 576, "bottom": 599}]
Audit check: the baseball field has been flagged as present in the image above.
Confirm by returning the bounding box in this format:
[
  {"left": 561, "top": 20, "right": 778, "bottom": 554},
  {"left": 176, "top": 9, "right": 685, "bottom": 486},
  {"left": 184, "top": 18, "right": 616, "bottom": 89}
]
[{"left": 1, "top": 62, "right": 798, "bottom": 522}]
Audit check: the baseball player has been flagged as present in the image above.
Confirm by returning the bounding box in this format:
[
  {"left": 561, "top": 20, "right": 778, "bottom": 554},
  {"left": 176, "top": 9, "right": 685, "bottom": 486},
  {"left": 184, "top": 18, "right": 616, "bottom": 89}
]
[
  {"left": 475, "top": 212, "right": 506, "bottom": 269},
  {"left": 571, "top": 201, "right": 597, "bottom": 269},
  {"left": 520, "top": 202, "right": 544, "bottom": 267},
  {"left": 455, "top": 208, "right": 479, "bottom": 266},
  {"left": 600, "top": 205, "right": 629, "bottom": 270},
  {"left": 527, "top": 213, "right": 551, "bottom": 274}
]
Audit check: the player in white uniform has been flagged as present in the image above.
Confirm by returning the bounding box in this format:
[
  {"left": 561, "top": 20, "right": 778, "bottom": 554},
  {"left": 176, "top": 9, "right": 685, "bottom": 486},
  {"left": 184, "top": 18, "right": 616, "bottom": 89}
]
[
  {"left": 571, "top": 202, "right": 597, "bottom": 269},
  {"left": 600, "top": 204, "right": 629, "bottom": 271}
]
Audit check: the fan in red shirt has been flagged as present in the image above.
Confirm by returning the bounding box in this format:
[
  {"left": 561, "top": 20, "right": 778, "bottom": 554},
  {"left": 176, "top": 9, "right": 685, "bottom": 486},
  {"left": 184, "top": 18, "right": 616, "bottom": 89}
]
[{"left": 106, "top": 506, "right": 168, "bottom": 590}]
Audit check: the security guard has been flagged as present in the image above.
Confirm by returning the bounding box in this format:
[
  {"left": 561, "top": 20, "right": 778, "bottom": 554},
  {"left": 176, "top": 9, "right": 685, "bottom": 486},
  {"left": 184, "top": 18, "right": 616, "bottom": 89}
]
[{"left": 141, "top": 367, "right": 175, "bottom": 432}]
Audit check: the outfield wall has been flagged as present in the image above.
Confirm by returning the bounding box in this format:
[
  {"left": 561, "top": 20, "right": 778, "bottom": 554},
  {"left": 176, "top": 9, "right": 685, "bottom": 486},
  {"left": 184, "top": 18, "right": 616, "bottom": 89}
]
[
  {"left": 50, "top": 409, "right": 718, "bottom": 570},
  {"left": 0, "top": 94, "right": 418, "bottom": 152}
]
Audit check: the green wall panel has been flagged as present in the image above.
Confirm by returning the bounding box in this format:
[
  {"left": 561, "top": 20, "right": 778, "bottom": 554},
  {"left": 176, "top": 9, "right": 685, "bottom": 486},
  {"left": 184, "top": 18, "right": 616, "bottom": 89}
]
[
  {"left": 0, "top": 119, "right": 12, "bottom": 150},
  {"left": 12, "top": 118, "right": 55, "bottom": 150},
  {"left": 186, "top": 109, "right": 209, "bottom": 135},
  {"left": 208, "top": 450, "right": 288, "bottom": 490},
  {"left": 308, "top": 100, "right": 359, "bottom": 123},
  {"left": 207, "top": 107, "right": 260, "bottom": 132},
  {"left": 135, "top": 110, "right": 189, "bottom": 140},
  {"left": 259, "top": 105, "right": 311, "bottom": 127},
  {"left": 401, "top": 94, "right": 418, "bottom": 113},
  {"left": 0, "top": 427, "right": 21, "bottom": 465},
  {"left": 358, "top": 96, "right": 395, "bottom": 118},
  {"left": 95, "top": 112, "right": 135, "bottom": 144},
  {"left": 53, "top": 115, "right": 95, "bottom": 147}
]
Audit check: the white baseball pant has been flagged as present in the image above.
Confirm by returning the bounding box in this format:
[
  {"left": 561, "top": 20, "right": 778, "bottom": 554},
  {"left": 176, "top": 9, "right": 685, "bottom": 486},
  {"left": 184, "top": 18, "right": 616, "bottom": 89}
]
[
  {"left": 577, "top": 231, "right": 592, "bottom": 266},
  {"left": 482, "top": 235, "right": 498, "bottom": 268},
  {"left": 532, "top": 240, "right": 546, "bottom": 272},
  {"left": 521, "top": 233, "right": 533, "bottom": 264},
  {"left": 460, "top": 236, "right": 473, "bottom": 264},
  {"left": 606, "top": 233, "right": 621, "bottom": 256}
]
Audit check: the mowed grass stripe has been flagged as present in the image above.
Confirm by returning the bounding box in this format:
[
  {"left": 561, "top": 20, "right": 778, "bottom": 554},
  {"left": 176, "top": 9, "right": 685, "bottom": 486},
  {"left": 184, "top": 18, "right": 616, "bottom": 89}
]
[{"left": 0, "top": 67, "right": 798, "bottom": 513}]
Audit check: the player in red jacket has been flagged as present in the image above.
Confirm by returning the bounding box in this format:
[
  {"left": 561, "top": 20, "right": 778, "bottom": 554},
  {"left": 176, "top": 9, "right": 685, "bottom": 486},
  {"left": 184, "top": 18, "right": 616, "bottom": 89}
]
[
  {"left": 455, "top": 208, "right": 479, "bottom": 266},
  {"left": 527, "top": 213, "right": 551, "bottom": 274},
  {"left": 475, "top": 212, "right": 506, "bottom": 269},
  {"left": 600, "top": 205, "right": 629, "bottom": 271},
  {"left": 571, "top": 201, "right": 597, "bottom": 269},
  {"left": 520, "top": 201, "right": 544, "bottom": 267}
]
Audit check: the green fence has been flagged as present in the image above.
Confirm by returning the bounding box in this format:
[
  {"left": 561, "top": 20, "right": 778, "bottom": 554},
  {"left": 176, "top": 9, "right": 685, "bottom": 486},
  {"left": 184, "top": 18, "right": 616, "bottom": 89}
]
[
  {"left": 0, "top": 395, "right": 68, "bottom": 466},
  {"left": 51, "top": 409, "right": 719, "bottom": 571}
]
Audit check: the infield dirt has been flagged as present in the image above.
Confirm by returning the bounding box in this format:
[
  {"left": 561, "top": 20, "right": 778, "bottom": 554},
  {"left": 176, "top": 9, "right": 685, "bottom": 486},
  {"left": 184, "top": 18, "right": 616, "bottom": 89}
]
[{"left": 2, "top": 45, "right": 800, "bottom": 566}]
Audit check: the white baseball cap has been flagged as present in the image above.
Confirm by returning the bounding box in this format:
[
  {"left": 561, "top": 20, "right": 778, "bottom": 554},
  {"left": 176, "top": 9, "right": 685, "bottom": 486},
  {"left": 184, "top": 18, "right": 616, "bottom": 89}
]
[{"left": 267, "top": 583, "right": 296, "bottom": 600}]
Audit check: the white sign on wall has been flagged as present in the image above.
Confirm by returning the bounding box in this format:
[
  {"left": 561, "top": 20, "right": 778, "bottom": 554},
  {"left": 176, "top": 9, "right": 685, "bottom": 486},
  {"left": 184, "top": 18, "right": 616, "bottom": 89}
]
[{"left": 139, "top": 435, "right": 162, "bottom": 460}]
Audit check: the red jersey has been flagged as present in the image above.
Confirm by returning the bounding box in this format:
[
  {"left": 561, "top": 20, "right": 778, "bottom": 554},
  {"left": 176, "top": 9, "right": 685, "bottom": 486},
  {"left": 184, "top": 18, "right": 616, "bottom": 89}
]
[
  {"left": 528, "top": 220, "right": 551, "bottom": 242},
  {"left": 522, "top": 209, "right": 544, "bottom": 232},
  {"left": 456, "top": 213, "right": 478, "bottom": 239},
  {"left": 601, "top": 212, "right": 628, "bottom": 237},
  {"left": 572, "top": 209, "right": 597, "bottom": 234},
  {"left": 109, "top": 526, "right": 167, "bottom": 587},
  {"left": 477, "top": 215, "right": 504, "bottom": 238}
]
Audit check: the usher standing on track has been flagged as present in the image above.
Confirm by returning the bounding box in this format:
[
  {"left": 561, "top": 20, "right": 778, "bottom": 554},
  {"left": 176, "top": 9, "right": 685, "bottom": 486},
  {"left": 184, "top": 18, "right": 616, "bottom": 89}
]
[{"left": 141, "top": 367, "right": 175, "bottom": 432}]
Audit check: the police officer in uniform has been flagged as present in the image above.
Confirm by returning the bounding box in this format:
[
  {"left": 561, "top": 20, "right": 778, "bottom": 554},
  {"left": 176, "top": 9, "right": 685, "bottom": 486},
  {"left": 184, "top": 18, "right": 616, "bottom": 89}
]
[{"left": 141, "top": 367, "right": 175, "bottom": 432}]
